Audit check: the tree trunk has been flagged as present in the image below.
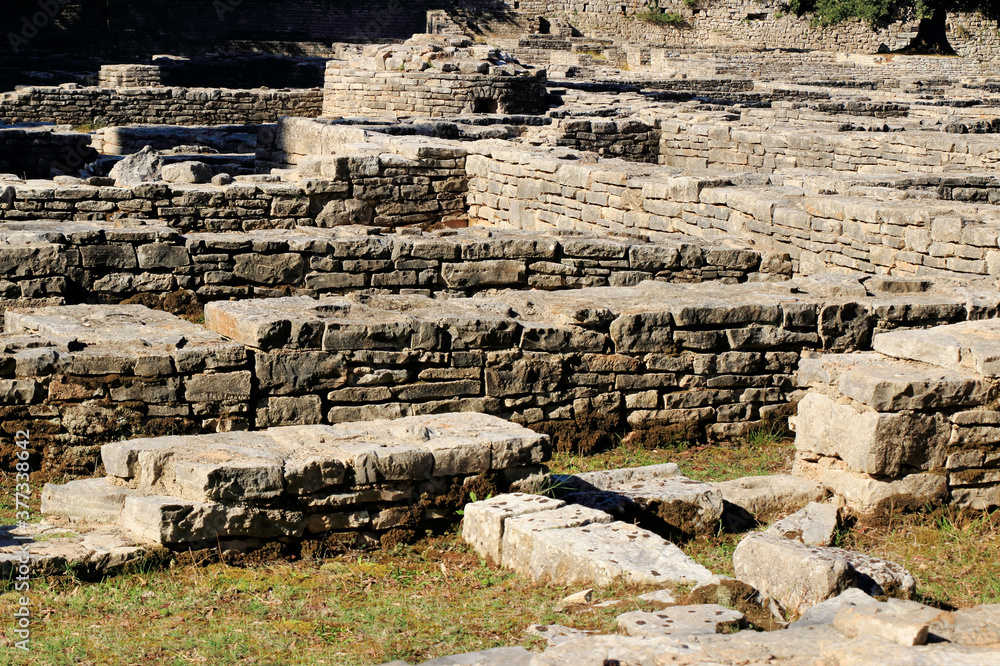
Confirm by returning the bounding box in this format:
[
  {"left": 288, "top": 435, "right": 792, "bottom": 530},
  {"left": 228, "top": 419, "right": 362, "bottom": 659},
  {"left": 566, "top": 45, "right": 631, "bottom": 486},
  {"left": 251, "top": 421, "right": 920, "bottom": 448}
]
[{"left": 904, "top": 8, "right": 955, "bottom": 55}]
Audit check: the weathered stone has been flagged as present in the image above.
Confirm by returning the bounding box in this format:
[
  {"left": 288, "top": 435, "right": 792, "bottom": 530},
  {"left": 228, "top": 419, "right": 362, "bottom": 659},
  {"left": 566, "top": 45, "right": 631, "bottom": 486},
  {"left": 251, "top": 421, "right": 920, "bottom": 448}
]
[
  {"left": 765, "top": 502, "right": 839, "bottom": 546},
  {"left": 616, "top": 604, "right": 746, "bottom": 638}
]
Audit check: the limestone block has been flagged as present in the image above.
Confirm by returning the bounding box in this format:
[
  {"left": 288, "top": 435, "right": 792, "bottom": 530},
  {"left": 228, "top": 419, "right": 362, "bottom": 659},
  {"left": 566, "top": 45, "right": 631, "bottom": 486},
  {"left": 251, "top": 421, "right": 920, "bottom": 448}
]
[
  {"left": 764, "top": 501, "right": 839, "bottom": 546},
  {"left": 161, "top": 161, "right": 212, "bottom": 184},
  {"left": 40, "top": 478, "right": 137, "bottom": 523},
  {"left": 791, "top": 392, "right": 948, "bottom": 476},
  {"left": 120, "top": 495, "right": 305, "bottom": 545},
  {"left": 526, "top": 521, "right": 718, "bottom": 587},
  {"left": 713, "top": 474, "right": 826, "bottom": 520},
  {"left": 793, "top": 457, "right": 948, "bottom": 514},
  {"left": 733, "top": 533, "right": 856, "bottom": 614},
  {"left": 500, "top": 504, "right": 612, "bottom": 571},
  {"left": 461, "top": 493, "right": 564, "bottom": 564},
  {"left": 873, "top": 319, "right": 1000, "bottom": 378},
  {"left": 616, "top": 605, "right": 745, "bottom": 638},
  {"left": 833, "top": 605, "right": 929, "bottom": 646}
]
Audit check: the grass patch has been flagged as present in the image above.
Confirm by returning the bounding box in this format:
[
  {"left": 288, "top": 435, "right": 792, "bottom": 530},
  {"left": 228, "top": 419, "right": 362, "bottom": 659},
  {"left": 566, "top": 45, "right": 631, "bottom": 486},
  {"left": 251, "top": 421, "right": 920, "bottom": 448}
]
[
  {"left": 840, "top": 506, "right": 1000, "bottom": 609},
  {"left": 547, "top": 422, "right": 795, "bottom": 482},
  {"left": 0, "top": 532, "right": 665, "bottom": 664},
  {"left": 636, "top": 10, "right": 688, "bottom": 26}
]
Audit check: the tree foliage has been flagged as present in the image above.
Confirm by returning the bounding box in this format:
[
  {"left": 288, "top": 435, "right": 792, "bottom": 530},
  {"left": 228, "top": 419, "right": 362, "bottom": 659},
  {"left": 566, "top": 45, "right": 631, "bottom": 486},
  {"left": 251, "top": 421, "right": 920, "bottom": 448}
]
[{"left": 788, "top": 0, "right": 999, "bottom": 28}]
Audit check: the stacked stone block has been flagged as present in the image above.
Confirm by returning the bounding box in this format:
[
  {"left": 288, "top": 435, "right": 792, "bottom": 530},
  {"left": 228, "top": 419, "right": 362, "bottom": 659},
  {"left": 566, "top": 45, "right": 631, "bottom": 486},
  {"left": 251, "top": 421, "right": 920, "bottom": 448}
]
[
  {"left": 0, "top": 221, "right": 763, "bottom": 309},
  {"left": 0, "top": 305, "right": 251, "bottom": 474},
  {"left": 203, "top": 278, "right": 1000, "bottom": 443},
  {"left": 40, "top": 413, "right": 548, "bottom": 549},
  {"left": 792, "top": 319, "right": 1000, "bottom": 513},
  {"left": 0, "top": 86, "right": 322, "bottom": 127},
  {"left": 98, "top": 65, "right": 162, "bottom": 89}
]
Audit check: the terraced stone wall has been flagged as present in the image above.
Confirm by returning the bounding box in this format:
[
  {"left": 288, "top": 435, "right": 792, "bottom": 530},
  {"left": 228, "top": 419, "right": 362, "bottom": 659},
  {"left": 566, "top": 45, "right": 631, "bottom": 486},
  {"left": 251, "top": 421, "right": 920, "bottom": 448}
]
[
  {"left": 658, "top": 121, "right": 1000, "bottom": 174},
  {"left": 0, "top": 222, "right": 764, "bottom": 312},
  {"left": 203, "top": 279, "right": 998, "bottom": 450},
  {"left": 0, "top": 86, "right": 323, "bottom": 127},
  {"left": 465, "top": 144, "right": 1000, "bottom": 279},
  {"left": 0, "top": 145, "right": 467, "bottom": 231}
]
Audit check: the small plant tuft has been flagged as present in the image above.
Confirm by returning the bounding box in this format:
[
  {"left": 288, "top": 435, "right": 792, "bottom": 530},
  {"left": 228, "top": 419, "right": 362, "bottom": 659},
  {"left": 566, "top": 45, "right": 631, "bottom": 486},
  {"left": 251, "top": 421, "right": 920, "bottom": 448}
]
[{"left": 637, "top": 10, "right": 689, "bottom": 26}]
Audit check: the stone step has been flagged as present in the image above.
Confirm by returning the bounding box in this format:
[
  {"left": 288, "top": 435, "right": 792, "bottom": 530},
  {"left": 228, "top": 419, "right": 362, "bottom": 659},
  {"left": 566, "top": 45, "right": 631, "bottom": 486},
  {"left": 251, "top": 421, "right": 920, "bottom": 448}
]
[
  {"left": 873, "top": 319, "right": 1000, "bottom": 378},
  {"left": 42, "top": 413, "right": 550, "bottom": 547},
  {"left": 100, "top": 412, "right": 548, "bottom": 503},
  {"left": 461, "top": 492, "right": 719, "bottom": 588}
]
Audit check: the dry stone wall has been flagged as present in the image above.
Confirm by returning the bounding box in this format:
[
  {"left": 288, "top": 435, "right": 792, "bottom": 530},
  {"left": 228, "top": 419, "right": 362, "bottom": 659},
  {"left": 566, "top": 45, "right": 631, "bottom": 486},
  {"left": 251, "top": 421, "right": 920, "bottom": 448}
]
[
  {"left": 0, "top": 126, "right": 98, "bottom": 179},
  {"left": 0, "top": 86, "right": 323, "bottom": 127},
  {"left": 0, "top": 305, "right": 252, "bottom": 475},
  {"left": 792, "top": 320, "right": 1000, "bottom": 513},
  {"left": 0, "top": 221, "right": 763, "bottom": 310},
  {"left": 41, "top": 412, "right": 548, "bottom": 550},
  {"left": 465, "top": 142, "right": 1000, "bottom": 279},
  {"left": 659, "top": 118, "right": 1000, "bottom": 175},
  {"left": 203, "top": 278, "right": 1000, "bottom": 446}
]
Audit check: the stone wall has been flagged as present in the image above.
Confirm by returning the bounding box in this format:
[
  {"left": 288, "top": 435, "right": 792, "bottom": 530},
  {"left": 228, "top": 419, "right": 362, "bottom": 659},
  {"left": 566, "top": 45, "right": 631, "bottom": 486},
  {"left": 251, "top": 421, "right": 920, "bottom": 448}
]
[
  {"left": 204, "top": 278, "right": 999, "bottom": 449},
  {"left": 792, "top": 321, "right": 1000, "bottom": 513},
  {"left": 551, "top": 118, "right": 659, "bottom": 164},
  {"left": 0, "top": 305, "right": 252, "bottom": 475},
  {"left": 0, "top": 86, "right": 323, "bottom": 127},
  {"left": 658, "top": 118, "right": 1000, "bottom": 175},
  {"left": 0, "top": 221, "right": 766, "bottom": 310},
  {"left": 469, "top": 0, "right": 1000, "bottom": 62},
  {"left": 464, "top": 142, "right": 1000, "bottom": 279},
  {"left": 98, "top": 65, "right": 161, "bottom": 88},
  {"left": 0, "top": 139, "right": 468, "bottom": 231},
  {"left": 42, "top": 413, "right": 548, "bottom": 550},
  {"left": 323, "top": 65, "right": 547, "bottom": 118}
]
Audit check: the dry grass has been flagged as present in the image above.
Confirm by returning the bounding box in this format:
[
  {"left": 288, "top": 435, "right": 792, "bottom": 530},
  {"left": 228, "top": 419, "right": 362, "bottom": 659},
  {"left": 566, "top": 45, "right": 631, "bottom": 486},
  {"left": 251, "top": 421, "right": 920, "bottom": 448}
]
[{"left": 3, "top": 430, "right": 999, "bottom": 661}]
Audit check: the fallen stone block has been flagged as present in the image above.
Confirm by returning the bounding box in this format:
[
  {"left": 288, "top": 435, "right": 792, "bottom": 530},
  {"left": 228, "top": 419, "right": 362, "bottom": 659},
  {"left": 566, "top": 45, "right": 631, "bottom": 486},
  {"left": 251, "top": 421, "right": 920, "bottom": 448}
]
[
  {"left": 500, "top": 504, "right": 612, "bottom": 571},
  {"left": 789, "top": 588, "right": 880, "bottom": 628},
  {"left": 526, "top": 520, "right": 718, "bottom": 587},
  {"left": 461, "top": 493, "right": 564, "bottom": 565},
  {"left": 764, "top": 501, "right": 839, "bottom": 546},
  {"left": 713, "top": 474, "right": 826, "bottom": 524},
  {"left": 733, "top": 533, "right": 856, "bottom": 614},
  {"left": 829, "top": 547, "right": 917, "bottom": 598},
  {"left": 616, "top": 604, "right": 745, "bottom": 638}
]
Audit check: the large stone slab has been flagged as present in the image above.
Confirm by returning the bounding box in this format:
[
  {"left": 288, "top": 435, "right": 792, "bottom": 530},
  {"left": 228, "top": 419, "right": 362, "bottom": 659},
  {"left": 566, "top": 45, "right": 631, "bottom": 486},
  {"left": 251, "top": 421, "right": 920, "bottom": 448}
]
[
  {"left": 461, "top": 493, "right": 564, "bottom": 565},
  {"left": 873, "top": 319, "right": 1000, "bottom": 378},
  {"left": 713, "top": 474, "right": 826, "bottom": 521},
  {"left": 798, "top": 353, "right": 991, "bottom": 411},
  {"left": 616, "top": 604, "right": 745, "bottom": 638},
  {"left": 500, "top": 504, "right": 612, "bottom": 571},
  {"left": 0, "top": 523, "right": 159, "bottom": 578},
  {"left": 525, "top": 520, "right": 718, "bottom": 587}
]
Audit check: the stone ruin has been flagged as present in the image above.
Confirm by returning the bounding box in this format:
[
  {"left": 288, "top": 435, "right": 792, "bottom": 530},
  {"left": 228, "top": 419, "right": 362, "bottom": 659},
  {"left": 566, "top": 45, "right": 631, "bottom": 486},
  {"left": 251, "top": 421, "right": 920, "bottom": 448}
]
[{"left": 1, "top": 4, "right": 1000, "bottom": 663}]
